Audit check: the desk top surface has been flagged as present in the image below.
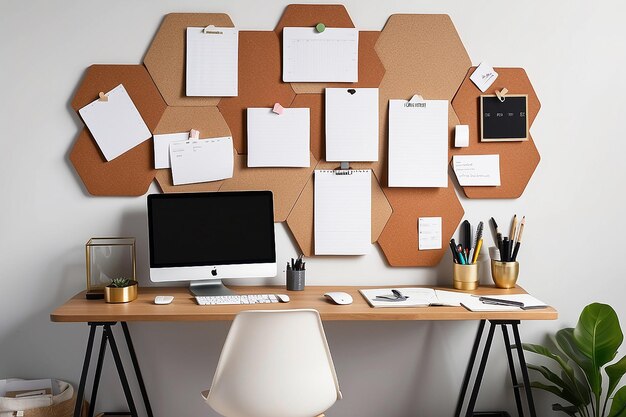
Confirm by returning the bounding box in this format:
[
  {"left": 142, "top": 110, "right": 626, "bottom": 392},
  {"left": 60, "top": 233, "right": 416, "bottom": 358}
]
[{"left": 50, "top": 285, "right": 557, "bottom": 322}]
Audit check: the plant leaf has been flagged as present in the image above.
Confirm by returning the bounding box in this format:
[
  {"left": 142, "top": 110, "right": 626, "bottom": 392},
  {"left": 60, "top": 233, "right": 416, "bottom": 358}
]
[
  {"left": 574, "top": 303, "right": 623, "bottom": 367},
  {"left": 556, "top": 328, "right": 595, "bottom": 400},
  {"left": 608, "top": 385, "right": 626, "bottom": 417},
  {"left": 528, "top": 364, "right": 581, "bottom": 406},
  {"left": 524, "top": 343, "right": 575, "bottom": 376},
  {"left": 561, "top": 369, "right": 591, "bottom": 406},
  {"left": 606, "top": 355, "right": 626, "bottom": 399},
  {"left": 531, "top": 381, "right": 578, "bottom": 406},
  {"left": 552, "top": 403, "right": 579, "bottom": 416}
]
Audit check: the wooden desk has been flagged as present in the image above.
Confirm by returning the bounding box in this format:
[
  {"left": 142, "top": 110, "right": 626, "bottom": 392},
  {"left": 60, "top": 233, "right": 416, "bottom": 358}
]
[{"left": 51, "top": 285, "right": 557, "bottom": 417}]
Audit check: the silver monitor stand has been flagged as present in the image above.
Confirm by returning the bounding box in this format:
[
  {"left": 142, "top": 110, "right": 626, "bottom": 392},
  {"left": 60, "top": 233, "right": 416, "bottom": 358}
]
[{"left": 189, "top": 279, "right": 237, "bottom": 297}]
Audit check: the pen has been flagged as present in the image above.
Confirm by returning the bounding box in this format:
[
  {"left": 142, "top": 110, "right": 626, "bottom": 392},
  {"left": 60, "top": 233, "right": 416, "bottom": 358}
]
[
  {"left": 479, "top": 296, "right": 524, "bottom": 307},
  {"left": 449, "top": 239, "right": 459, "bottom": 263},
  {"left": 510, "top": 214, "right": 517, "bottom": 244},
  {"left": 490, "top": 217, "right": 502, "bottom": 248},
  {"left": 511, "top": 217, "right": 525, "bottom": 261},
  {"left": 502, "top": 238, "right": 509, "bottom": 262},
  {"left": 461, "top": 220, "right": 472, "bottom": 260},
  {"left": 457, "top": 245, "right": 467, "bottom": 265},
  {"left": 472, "top": 239, "right": 483, "bottom": 264}
]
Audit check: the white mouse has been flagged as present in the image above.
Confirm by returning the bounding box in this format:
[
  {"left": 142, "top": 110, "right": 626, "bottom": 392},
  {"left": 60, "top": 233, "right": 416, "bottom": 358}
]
[
  {"left": 324, "top": 292, "right": 353, "bottom": 305},
  {"left": 154, "top": 295, "right": 174, "bottom": 305},
  {"left": 275, "top": 294, "right": 290, "bottom": 303}
]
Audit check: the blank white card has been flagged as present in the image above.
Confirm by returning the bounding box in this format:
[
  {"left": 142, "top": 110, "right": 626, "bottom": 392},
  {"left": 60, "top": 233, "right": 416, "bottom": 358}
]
[
  {"left": 314, "top": 170, "right": 371, "bottom": 255},
  {"left": 388, "top": 99, "right": 449, "bottom": 187},
  {"left": 325, "top": 88, "right": 379, "bottom": 162},
  {"left": 79, "top": 84, "right": 151, "bottom": 161},
  {"left": 170, "top": 137, "right": 234, "bottom": 185},
  {"left": 186, "top": 27, "right": 238, "bottom": 97},
  {"left": 283, "top": 27, "right": 358, "bottom": 82}
]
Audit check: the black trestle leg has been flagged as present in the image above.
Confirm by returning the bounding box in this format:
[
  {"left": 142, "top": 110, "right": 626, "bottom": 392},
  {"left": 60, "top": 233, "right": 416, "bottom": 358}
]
[
  {"left": 74, "top": 324, "right": 97, "bottom": 417},
  {"left": 455, "top": 320, "right": 486, "bottom": 417},
  {"left": 88, "top": 329, "right": 109, "bottom": 417},
  {"left": 512, "top": 323, "right": 537, "bottom": 417},
  {"left": 105, "top": 325, "right": 139, "bottom": 417},
  {"left": 465, "top": 321, "right": 496, "bottom": 417},
  {"left": 121, "top": 322, "right": 154, "bottom": 417},
  {"left": 502, "top": 324, "right": 524, "bottom": 417}
]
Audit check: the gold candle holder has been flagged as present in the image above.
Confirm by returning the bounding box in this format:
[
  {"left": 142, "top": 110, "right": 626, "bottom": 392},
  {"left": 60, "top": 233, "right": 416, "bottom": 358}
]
[
  {"left": 491, "top": 260, "right": 519, "bottom": 289},
  {"left": 453, "top": 263, "right": 479, "bottom": 291}
]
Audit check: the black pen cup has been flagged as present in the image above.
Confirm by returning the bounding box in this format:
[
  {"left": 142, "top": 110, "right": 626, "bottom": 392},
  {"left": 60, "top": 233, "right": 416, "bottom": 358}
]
[
  {"left": 453, "top": 263, "right": 479, "bottom": 290},
  {"left": 286, "top": 270, "right": 305, "bottom": 291}
]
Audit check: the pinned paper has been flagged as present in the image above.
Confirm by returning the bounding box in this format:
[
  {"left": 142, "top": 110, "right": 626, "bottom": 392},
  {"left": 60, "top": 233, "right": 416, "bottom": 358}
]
[
  {"left": 153, "top": 132, "right": 189, "bottom": 169},
  {"left": 189, "top": 129, "right": 200, "bottom": 139},
  {"left": 98, "top": 92, "right": 108, "bottom": 102},
  {"left": 470, "top": 62, "right": 498, "bottom": 92},
  {"left": 272, "top": 103, "right": 284, "bottom": 115},
  {"left": 454, "top": 125, "right": 470, "bottom": 148},
  {"left": 418, "top": 217, "right": 442, "bottom": 250},
  {"left": 452, "top": 155, "right": 501, "bottom": 186},
  {"left": 170, "top": 137, "right": 234, "bottom": 185}
]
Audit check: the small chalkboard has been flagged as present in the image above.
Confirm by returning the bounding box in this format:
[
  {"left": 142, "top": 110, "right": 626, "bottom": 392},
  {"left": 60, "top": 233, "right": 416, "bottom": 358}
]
[{"left": 480, "top": 94, "right": 528, "bottom": 142}]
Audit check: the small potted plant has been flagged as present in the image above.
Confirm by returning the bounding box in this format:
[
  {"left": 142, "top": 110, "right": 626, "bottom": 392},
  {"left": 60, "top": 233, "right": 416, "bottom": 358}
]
[{"left": 104, "top": 277, "right": 138, "bottom": 303}]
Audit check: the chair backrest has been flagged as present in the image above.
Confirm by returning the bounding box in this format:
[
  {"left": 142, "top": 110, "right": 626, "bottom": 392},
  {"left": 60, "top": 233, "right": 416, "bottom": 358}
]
[{"left": 205, "top": 309, "right": 341, "bottom": 417}]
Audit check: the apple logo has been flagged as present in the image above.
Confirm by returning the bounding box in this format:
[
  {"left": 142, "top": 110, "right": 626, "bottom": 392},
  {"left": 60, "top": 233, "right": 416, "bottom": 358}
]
[{"left": 211, "top": 268, "right": 218, "bottom": 276}]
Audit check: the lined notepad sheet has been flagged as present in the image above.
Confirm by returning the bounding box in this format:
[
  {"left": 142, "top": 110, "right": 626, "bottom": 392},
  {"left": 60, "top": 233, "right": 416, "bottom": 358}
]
[
  {"left": 170, "top": 137, "right": 234, "bottom": 185},
  {"left": 283, "top": 27, "right": 358, "bottom": 82},
  {"left": 247, "top": 108, "right": 310, "bottom": 167},
  {"left": 186, "top": 27, "right": 238, "bottom": 97},
  {"left": 325, "top": 88, "right": 379, "bottom": 161},
  {"left": 78, "top": 84, "right": 151, "bottom": 161},
  {"left": 388, "top": 99, "right": 449, "bottom": 187},
  {"left": 314, "top": 170, "right": 371, "bottom": 255}
]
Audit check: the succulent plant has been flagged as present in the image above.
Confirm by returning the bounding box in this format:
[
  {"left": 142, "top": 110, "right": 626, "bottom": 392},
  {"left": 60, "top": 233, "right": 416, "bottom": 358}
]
[{"left": 110, "top": 277, "right": 132, "bottom": 288}]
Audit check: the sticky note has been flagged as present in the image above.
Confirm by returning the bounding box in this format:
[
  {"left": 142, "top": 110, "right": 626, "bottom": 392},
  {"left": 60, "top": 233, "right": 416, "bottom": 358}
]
[{"left": 454, "top": 125, "right": 470, "bottom": 148}]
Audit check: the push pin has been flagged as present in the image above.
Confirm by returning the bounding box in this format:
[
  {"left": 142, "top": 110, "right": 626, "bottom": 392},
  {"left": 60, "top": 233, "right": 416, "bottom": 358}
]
[
  {"left": 315, "top": 23, "right": 326, "bottom": 33},
  {"left": 272, "top": 102, "right": 284, "bottom": 115},
  {"left": 347, "top": 89, "right": 356, "bottom": 95},
  {"left": 189, "top": 129, "right": 200, "bottom": 140},
  {"left": 98, "top": 92, "right": 108, "bottom": 102},
  {"left": 495, "top": 88, "right": 509, "bottom": 102}
]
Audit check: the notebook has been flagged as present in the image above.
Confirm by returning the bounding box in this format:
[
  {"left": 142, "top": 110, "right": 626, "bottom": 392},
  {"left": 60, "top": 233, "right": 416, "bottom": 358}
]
[
  {"left": 461, "top": 294, "right": 548, "bottom": 312},
  {"left": 359, "top": 288, "right": 473, "bottom": 308}
]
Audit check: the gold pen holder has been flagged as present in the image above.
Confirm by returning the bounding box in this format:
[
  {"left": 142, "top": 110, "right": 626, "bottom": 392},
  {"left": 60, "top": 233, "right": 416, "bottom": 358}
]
[
  {"left": 453, "top": 263, "right": 479, "bottom": 291},
  {"left": 491, "top": 260, "right": 519, "bottom": 289}
]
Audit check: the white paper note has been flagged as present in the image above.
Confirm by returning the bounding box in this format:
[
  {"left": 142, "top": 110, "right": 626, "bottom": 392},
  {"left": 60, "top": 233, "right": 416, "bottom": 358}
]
[
  {"left": 388, "top": 98, "right": 449, "bottom": 187},
  {"left": 186, "top": 27, "right": 238, "bottom": 97},
  {"left": 283, "top": 27, "right": 358, "bottom": 82},
  {"left": 418, "top": 217, "right": 442, "bottom": 250},
  {"left": 470, "top": 62, "right": 498, "bottom": 92},
  {"left": 78, "top": 84, "right": 151, "bottom": 161},
  {"left": 247, "top": 108, "right": 310, "bottom": 167},
  {"left": 452, "top": 155, "right": 501, "bottom": 186},
  {"left": 454, "top": 125, "right": 470, "bottom": 148},
  {"left": 169, "top": 137, "right": 234, "bottom": 185},
  {"left": 153, "top": 132, "right": 189, "bottom": 169},
  {"left": 325, "top": 88, "right": 379, "bottom": 161},
  {"left": 314, "top": 170, "right": 371, "bottom": 255}
]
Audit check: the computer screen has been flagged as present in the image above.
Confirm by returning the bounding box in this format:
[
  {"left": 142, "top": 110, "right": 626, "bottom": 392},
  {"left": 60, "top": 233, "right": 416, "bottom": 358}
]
[{"left": 147, "top": 191, "right": 276, "bottom": 295}]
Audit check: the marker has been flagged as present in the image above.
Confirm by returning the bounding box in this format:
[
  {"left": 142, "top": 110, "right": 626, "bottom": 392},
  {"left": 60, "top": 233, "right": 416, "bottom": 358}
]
[
  {"left": 457, "top": 245, "right": 467, "bottom": 265},
  {"left": 472, "top": 239, "right": 483, "bottom": 264}
]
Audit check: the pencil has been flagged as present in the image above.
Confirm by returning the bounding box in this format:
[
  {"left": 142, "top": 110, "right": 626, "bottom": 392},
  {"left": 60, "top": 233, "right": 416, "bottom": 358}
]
[{"left": 510, "top": 215, "right": 517, "bottom": 242}]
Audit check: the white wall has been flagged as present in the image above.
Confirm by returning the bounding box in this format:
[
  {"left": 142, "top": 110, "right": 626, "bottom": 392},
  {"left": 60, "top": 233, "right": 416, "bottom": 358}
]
[{"left": 1, "top": 0, "right": 625, "bottom": 415}]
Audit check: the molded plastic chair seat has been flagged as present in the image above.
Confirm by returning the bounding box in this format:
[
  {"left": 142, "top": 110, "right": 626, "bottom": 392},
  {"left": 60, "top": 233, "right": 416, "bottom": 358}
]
[{"left": 203, "top": 309, "right": 341, "bottom": 417}]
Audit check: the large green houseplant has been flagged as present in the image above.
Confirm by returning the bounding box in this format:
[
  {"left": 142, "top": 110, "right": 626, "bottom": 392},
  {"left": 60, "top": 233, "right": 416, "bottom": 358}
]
[{"left": 523, "top": 303, "right": 626, "bottom": 416}]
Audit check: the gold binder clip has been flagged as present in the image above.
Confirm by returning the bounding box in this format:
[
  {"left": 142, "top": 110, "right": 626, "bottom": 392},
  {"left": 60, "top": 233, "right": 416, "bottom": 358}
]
[
  {"left": 98, "top": 92, "right": 108, "bottom": 102},
  {"left": 495, "top": 88, "right": 509, "bottom": 102}
]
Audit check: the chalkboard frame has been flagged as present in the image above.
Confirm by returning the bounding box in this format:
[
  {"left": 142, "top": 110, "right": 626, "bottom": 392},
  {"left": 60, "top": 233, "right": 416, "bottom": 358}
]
[{"left": 480, "top": 94, "right": 529, "bottom": 142}]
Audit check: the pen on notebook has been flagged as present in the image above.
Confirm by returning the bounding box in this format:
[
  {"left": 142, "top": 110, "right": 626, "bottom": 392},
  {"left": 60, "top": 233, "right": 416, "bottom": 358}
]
[
  {"left": 511, "top": 217, "right": 525, "bottom": 261},
  {"left": 479, "top": 296, "right": 524, "bottom": 307}
]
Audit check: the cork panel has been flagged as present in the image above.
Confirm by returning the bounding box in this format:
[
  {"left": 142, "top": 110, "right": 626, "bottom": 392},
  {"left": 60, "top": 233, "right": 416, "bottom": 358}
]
[
  {"left": 218, "top": 153, "right": 318, "bottom": 222},
  {"left": 71, "top": 64, "right": 166, "bottom": 131},
  {"left": 372, "top": 14, "right": 471, "bottom": 181},
  {"left": 217, "top": 31, "right": 296, "bottom": 154},
  {"left": 286, "top": 161, "right": 392, "bottom": 256},
  {"left": 378, "top": 178, "right": 464, "bottom": 266},
  {"left": 70, "top": 129, "right": 155, "bottom": 196},
  {"left": 451, "top": 67, "right": 541, "bottom": 198},
  {"left": 153, "top": 106, "right": 232, "bottom": 193},
  {"left": 143, "top": 13, "right": 235, "bottom": 106},
  {"left": 290, "top": 32, "right": 386, "bottom": 94}
]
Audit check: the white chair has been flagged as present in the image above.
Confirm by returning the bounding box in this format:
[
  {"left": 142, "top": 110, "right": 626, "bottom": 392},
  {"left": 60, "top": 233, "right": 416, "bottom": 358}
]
[{"left": 202, "top": 309, "right": 342, "bottom": 417}]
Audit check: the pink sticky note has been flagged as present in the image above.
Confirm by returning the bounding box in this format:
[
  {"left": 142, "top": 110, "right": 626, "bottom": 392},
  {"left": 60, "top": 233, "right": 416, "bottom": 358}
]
[
  {"left": 272, "top": 103, "right": 284, "bottom": 115},
  {"left": 189, "top": 129, "right": 200, "bottom": 139}
]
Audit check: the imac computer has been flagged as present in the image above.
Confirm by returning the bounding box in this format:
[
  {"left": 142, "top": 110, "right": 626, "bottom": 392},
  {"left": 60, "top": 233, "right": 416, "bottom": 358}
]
[{"left": 147, "top": 191, "right": 277, "bottom": 296}]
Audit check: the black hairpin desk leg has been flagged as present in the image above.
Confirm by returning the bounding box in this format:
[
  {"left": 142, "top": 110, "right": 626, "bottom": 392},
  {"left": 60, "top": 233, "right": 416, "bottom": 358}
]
[
  {"left": 455, "top": 320, "right": 537, "bottom": 417},
  {"left": 73, "top": 322, "right": 152, "bottom": 417}
]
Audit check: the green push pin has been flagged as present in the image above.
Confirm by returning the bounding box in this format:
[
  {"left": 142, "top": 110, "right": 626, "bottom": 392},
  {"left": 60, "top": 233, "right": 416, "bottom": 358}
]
[{"left": 315, "top": 23, "right": 326, "bottom": 33}]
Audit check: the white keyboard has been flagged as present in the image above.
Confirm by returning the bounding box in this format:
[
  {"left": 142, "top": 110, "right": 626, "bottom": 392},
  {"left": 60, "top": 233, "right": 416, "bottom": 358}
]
[{"left": 195, "top": 294, "right": 279, "bottom": 306}]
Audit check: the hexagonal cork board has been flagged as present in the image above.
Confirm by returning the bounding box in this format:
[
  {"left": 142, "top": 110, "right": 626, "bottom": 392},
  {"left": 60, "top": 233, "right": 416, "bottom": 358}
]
[
  {"left": 217, "top": 31, "right": 296, "bottom": 154},
  {"left": 378, "top": 179, "right": 464, "bottom": 266},
  {"left": 69, "top": 64, "right": 166, "bottom": 196},
  {"left": 219, "top": 153, "right": 318, "bottom": 223},
  {"left": 153, "top": 106, "right": 232, "bottom": 193},
  {"left": 286, "top": 162, "right": 392, "bottom": 257},
  {"left": 143, "top": 13, "right": 234, "bottom": 107},
  {"left": 291, "top": 94, "right": 324, "bottom": 160},
  {"left": 451, "top": 67, "right": 541, "bottom": 199},
  {"left": 372, "top": 14, "right": 471, "bottom": 182}
]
